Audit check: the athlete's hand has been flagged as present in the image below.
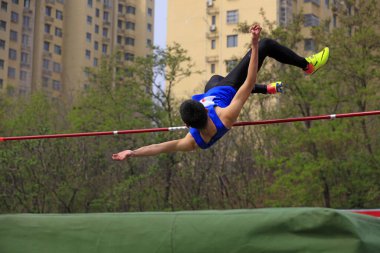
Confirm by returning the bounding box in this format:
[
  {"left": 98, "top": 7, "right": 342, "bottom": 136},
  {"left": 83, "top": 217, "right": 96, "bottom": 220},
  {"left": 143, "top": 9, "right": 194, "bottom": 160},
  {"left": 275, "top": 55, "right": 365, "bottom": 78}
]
[
  {"left": 112, "top": 150, "right": 134, "bottom": 160},
  {"left": 250, "top": 24, "right": 262, "bottom": 45}
]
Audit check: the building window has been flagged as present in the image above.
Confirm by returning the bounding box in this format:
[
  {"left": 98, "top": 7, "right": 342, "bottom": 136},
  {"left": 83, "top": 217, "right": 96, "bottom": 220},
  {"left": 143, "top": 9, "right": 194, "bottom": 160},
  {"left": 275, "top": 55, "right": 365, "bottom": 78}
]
[
  {"left": 0, "top": 59, "right": 4, "bottom": 69},
  {"left": 333, "top": 14, "right": 337, "bottom": 27},
  {"left": 8, "top": 67, "right": 16, "bottom": 79},
  {"left": 94, "top": 24, "right": 99, "bottom": 34},
  {"left": 126, "top": 6, "right": 135, "bottom": 14},
  {"left": 0, "top": 20, "right": 6, "bottom": 31},
  {"left": 211, "top": 63, "right": 215, "bottom": 73},
  {"left": 87, "top": 0, "right": 93, "bottom": 7},
  {"left": 11, "top": 11, "right": 19, "bottom": 23},
  {"left": 211, "top": 39, "right": 216, "bottom": 49},
  {"left": 86, "top": 32, "right": 92, "bottom": 42},
  {"left": 325, "top": 0, "right": 329, "bottom": 8},
  {"left": 102, "top": 44, "right": 107, "bottom": 54},
  {"left": 304, "top": 0, "right": 320, "bottom": 6},
  {"left": 21, "top": 52, "right": 28, "bottom": 64},
  {"left": 147, "top": 23, "right": 152, "bottom": 32},
  {"left": 53, "top": 62, "right": 61, "bottom": 73},
  {"left": 118, "top": 19, "right": 123, "bottom": 29},
  {"left": 226, "top": 59, "right": 238, "bottom": 72},
  {"left": 23, "top": 15, "right": 30, "bottom": 27},
  {"left": 10, "top": 30, "right": 18, "bottom": 41},
  {"left": 147, "top": 39, "right": 152, "bottom": 47},
  {"left": 9, "top": 48, "right": 17, "bottom": 60},
  {"left": 55, "top": 27, "right": 62, "bottom": 37},
  {"left": 54, "top": 45, "right": 62, "bottom": 55},
  {"left": 125, "top": 37, "right": 134, "bottom": 46},
  {"left": 211, "top": 16, "right": 216, "bottom": 26},
  {"left": 0, "top": 79, "right": 3, "bottom": 89},
  {"left": 1, "top": 1, "right": 7, "bottom": 11},
  {"left": 147, "top": 8, "right": 153, "bottom": 16},
  {"left": 44, "top": 41, "right": 50, "bottom": 51},
  {"left": 52, "top": 80, "right": 61, "bottom": 90},
  {"left": 43, "top": 59, "right": 50, "bottom": 70},
  {"left": 12, "top": 0, "right": 19, "bottom": 4},
  {"left": 93, "top": 57, "right": 98, "bottom": 67},
  {"left": 87, "top": 16, "right": 92, "bottom": 25},
  {"left": 56, "top": 10, "right": 63, "bottom": 20},
  {"left": 118, "top": 4, "right": 123, "bottom": 13},
  {"left": 103, "top": 11, "right": 109, "bottom": 22},
  {"left": 44, "top": 24, "right": 51, "bottom": 33},
  {"left": 22, "top": 34, "right": 29, "bottom": 47},
  {"left": 124, "top": 52, "right": 134, "bottom": 61},
  {"left": 85, "top": 50, "right": 91, "bottom": 59},
  {"left": 95, "top": 8, "right": 100, "bottom": 17},
  {"left": 20, "top": 70, "right": 27, "bottom": 81},
  {"left": 42, "top": 77, "right": 49, "bottom": 87},
  {"left": 46, "top": 6, "right": 52, "bottom": 16},
  {"left": 304, "top": 39, "right": 315, "bottom": 51},
  {"left": 24, "top": 0, "right": 30, "bottom": 8},
  {"left": 304, "top": 14, "right": 319, "bottom": 27},
  {"left": 126, "top": 21, "right": 135, "bottom": 30},
  {"left": 226, "top": 10, "right": 238, "bottom": 24},
  {"left": 117, "top": 35, "right": 122, "bottom": 44},
  {"left": 0, "top": 39, "right": 5, "bottom": 49},
  {"left": 227, "top": 35, "right": 238, "bottom": 48},
  {"left": 94, "top": 41, "right": 98, "bottom": 50},
  {"left": 102, "top": 28, "right": 108, "bottom": 37}
]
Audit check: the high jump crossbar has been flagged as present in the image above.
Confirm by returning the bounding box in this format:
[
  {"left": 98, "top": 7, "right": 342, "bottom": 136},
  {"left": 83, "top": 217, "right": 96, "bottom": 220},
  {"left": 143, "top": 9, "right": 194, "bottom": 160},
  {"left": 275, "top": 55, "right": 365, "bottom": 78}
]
[{"left": 1, "top": 110, "right": 379, "bottom": 142}]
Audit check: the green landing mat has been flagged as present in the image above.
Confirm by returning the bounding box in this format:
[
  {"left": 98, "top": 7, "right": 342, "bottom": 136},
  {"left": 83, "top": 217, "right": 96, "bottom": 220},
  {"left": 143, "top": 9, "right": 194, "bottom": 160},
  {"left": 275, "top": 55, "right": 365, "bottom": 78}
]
[{"left": 1, "top": 208, "right": 380, "bottom": 253}]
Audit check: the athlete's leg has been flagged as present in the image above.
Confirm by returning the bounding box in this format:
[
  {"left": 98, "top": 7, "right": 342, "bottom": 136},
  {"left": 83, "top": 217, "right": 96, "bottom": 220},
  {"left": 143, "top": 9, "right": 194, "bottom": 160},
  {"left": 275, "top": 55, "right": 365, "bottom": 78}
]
[{"left": 220, "top": 38, "right": 308, "bottom": 90}]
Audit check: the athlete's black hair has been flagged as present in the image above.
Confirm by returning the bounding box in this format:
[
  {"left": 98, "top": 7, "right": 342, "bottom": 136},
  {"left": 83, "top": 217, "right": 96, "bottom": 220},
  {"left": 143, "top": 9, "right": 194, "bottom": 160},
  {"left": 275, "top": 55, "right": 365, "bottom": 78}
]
[{"left": 179, "top": 99, "right": 208, "bottom": 129}]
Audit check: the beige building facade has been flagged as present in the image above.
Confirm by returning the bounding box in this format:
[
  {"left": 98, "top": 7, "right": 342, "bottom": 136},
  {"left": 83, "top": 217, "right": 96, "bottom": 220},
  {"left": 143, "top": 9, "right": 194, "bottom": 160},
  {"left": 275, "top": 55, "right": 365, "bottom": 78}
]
[
  {"left": 167, "top": 0, "right": 335, "bottom": 99},
  {"left": 0, "top": 0, "right": 154, "bottom": 101}
]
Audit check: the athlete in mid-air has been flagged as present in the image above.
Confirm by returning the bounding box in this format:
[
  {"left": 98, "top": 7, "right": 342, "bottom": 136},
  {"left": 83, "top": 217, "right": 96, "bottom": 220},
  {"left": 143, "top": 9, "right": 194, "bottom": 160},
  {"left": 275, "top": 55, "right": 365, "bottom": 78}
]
[{"left": 112, "top": 24, "right": 329, "bottom": 160}]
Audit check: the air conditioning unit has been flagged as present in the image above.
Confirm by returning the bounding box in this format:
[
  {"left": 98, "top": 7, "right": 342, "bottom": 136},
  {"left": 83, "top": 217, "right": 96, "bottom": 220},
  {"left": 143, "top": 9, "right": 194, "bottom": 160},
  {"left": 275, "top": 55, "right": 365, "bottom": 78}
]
[
  {"left": 210, "top": 24, "right": 216, "bottom": 32},
  {"left": 207, "top": 0, "right": 213, "bottom": 7}
]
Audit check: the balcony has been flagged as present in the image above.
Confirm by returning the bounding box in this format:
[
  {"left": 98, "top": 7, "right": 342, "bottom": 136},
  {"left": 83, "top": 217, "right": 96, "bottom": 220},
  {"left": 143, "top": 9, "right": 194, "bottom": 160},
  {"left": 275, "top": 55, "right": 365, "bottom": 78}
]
[
  {"left": 22, "top": 26, "right": 32, "bottom": 33},
  {"left": 45, "top": 16, "right": 54, "bottom": 23},
  {"left": 207, "top": 7, "right": 219, "bottom": 15},
  {"left": 103, "top": 20, "right": 111, "bottom": 26},
  {"left": 21, "top": 62, "right": 31, "bottom": 68},
  {"left": 46, "top": 0, "right": 55, "bottom": 5},
  {"left": 43, "top": 70, "right": 52, "bottom": 76},
  {"left": 102, "top": 37, "right": 111, "bottom": 43},
  {"left": 43, "top": 51, "right": 52, "bottom": 58},
  {"left": 205, "top": 55, "right": 218, "bottom": 62},
  {"left": 23, "top": 8, "right": 33, "bottom": 15},
  {"left": 118, "top": 13, "right": 127, "bottom": 19},
  {"left": 206, "top": 31, "right": 219, "bottom": 40},
  {"left": 22, "top": 44, "right": 31, "bottom": 51},
  {"left": 44, "top": 34, "right": 53, "bottom": 41}
]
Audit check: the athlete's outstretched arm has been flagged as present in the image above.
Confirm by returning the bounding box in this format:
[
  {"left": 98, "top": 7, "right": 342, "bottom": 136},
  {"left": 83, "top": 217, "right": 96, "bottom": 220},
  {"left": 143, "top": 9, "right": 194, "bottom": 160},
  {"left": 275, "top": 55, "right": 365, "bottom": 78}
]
[
  {"left": 112, "top": 133, "right": 197, "bottom": 160},
  {"left": 221, "top": 24, "right": 261, "bottom": 128}
]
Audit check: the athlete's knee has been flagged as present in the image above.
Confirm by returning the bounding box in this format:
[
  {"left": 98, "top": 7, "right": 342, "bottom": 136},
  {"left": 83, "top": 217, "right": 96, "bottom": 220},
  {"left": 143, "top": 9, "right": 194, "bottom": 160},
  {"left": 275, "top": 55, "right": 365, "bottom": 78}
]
[{"left": 259, "top": 38, "right": 278, "bottom": 50}]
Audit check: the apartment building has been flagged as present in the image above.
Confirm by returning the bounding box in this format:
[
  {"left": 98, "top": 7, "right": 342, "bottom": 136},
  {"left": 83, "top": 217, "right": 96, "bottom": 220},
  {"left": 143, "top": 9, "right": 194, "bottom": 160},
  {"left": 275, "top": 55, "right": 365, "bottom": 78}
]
[
  {"left": 167, "top": 0, "right": 334, "bottom": 98},
  {"left": 0, "top": 0, "right": 154, "bottom": 101}
]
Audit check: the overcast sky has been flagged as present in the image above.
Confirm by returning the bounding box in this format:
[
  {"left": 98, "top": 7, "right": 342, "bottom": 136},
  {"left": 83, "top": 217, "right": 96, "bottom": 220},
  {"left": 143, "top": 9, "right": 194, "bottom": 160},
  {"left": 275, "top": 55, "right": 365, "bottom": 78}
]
[{"left": 153, "top": 0, "right": 168, "bottom": 49}]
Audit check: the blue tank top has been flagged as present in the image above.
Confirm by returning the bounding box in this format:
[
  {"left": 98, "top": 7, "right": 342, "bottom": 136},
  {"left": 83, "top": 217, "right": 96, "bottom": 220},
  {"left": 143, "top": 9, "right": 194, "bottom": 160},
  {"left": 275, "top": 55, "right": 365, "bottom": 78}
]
[{"left": 189, "top": 86, "right": 236, "bottom": 149}]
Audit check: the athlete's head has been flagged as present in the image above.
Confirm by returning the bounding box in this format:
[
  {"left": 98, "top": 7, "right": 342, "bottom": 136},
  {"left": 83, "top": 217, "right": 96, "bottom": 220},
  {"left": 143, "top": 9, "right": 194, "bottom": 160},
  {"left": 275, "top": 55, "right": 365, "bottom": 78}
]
[{"left": 180, "top": 99, "right": 208, "bottom": 129}]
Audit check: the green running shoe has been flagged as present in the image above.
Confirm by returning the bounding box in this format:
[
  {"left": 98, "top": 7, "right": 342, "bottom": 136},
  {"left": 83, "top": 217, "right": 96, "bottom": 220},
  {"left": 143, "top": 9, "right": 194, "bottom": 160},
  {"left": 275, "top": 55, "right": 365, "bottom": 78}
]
[{"left": 304, "top": 47, "right": 329, "bottom": 75}]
